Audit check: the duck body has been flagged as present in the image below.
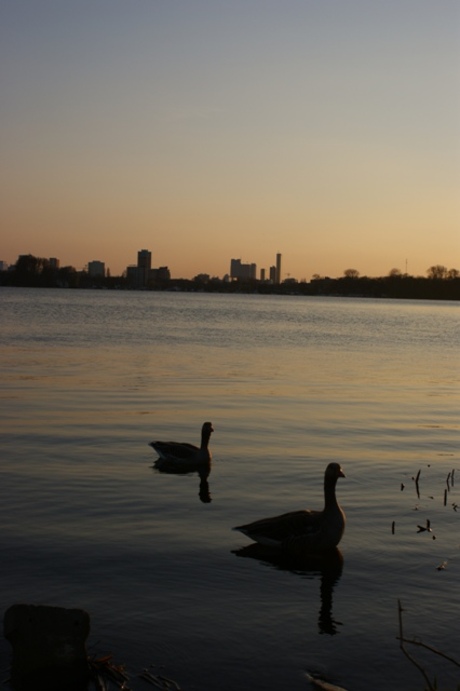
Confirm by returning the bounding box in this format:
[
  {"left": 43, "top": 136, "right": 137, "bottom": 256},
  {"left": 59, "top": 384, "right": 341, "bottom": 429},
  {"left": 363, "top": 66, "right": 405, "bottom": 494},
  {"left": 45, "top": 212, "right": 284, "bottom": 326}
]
[
  {"left": 233, "top": 462, "right": 345, "bottom": 555},
  {"left": 150, "top": 421, "right": 214, "bottom": 466}
]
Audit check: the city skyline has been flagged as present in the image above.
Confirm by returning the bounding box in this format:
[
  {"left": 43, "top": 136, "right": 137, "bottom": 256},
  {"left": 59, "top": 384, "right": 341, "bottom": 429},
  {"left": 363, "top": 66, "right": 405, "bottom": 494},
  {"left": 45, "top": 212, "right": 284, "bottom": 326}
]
[
  {"left": 4, "top": 247, "right": 458, "bottom": 283},
  {"left": 1, "top": 2, "right": 459, "bottom": 279}
]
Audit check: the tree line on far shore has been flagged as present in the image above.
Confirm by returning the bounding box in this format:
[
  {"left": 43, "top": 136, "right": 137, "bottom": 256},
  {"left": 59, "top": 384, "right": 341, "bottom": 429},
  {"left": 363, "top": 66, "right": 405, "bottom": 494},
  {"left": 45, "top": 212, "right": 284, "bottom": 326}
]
[{"left": 1, "top": 254, "right": 459, "bottom": 301}]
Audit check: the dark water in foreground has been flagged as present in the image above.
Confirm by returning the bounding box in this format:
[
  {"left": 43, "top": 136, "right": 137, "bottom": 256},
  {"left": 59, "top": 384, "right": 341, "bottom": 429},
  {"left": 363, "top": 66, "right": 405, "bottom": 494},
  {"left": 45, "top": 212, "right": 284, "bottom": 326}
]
[{"left": 0, "top": 288, "right": 459, "bottom": 690}]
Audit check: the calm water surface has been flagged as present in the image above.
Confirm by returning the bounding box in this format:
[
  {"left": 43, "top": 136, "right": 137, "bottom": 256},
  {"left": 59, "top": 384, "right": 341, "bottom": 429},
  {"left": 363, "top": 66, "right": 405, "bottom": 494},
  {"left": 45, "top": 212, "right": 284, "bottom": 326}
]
[{"left": 0, "top": 288, "right": 459, "bottom": 690}]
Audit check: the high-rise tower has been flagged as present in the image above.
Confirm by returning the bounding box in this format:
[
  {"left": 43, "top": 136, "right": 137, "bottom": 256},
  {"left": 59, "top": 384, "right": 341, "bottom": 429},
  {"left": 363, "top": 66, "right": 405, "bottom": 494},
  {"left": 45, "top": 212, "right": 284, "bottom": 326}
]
[
  {"left": 275, "top": 253, "right": 282, "bottom": 284},
  {"left": 137, "top": 249, "right": 152, "bottom": 288},
  {"left": 137, "top": 249, "right": 151, "bottom": 270}
]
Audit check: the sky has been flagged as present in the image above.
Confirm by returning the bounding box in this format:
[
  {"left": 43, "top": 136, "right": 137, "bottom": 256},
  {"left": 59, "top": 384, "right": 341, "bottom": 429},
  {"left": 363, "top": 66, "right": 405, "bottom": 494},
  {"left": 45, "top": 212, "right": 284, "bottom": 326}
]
[{"left": 1, "top": 0, "right": 459, "bottom": 280}]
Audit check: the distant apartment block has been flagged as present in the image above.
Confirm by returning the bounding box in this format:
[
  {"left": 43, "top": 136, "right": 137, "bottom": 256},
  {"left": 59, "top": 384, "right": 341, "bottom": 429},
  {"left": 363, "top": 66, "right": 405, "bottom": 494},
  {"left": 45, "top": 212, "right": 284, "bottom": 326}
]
[
  {"left": 126, "top": 249, "right": 170, "bottom": 288},
  {"left": 49, "top": 257, "right": 60, "bottom": 270},
  {"left": 0, "top": 261, "right": 9, "bottom": 272},
  {"left": 126, "top": 249, "right": 152, "bottom": 288},
  {"left": 151, "top": 266, "right": 171, "bottom": 282},
  {"left": 230, "top": 258, "right": 257, "bottom": 280},
  {"left": 88, "top": 260, "right": 105, "bottom": 278},
  {"left": 230, "top": 253, "right": 281, "bottom": 283}
]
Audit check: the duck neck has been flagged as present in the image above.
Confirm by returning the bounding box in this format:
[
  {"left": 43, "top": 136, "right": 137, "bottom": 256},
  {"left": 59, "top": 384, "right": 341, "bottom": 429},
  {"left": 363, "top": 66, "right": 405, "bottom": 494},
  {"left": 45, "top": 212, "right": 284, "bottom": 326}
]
[
  {"left": 324, "top": 478, "right": 338, "bottom": 510},
  {"left": 201, "top": 430, "right": 211, "bottom": 449}
]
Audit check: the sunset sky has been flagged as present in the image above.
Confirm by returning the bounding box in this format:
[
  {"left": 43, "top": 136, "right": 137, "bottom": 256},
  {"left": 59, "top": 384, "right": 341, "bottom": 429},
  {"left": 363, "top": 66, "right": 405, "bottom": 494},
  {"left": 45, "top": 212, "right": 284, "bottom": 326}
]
[{"left": 2, "top": 1, "right": 459, "bottom": 280}]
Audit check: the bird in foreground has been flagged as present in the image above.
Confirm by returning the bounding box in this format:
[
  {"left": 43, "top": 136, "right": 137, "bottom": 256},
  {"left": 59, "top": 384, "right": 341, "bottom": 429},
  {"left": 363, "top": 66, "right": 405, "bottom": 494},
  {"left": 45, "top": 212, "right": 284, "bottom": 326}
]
[
  {"left": 149, "top": 421, "right": 214, "bottom": 466},
  {"left": 233, "top": 462, "right": 346, "bottom": 555}
]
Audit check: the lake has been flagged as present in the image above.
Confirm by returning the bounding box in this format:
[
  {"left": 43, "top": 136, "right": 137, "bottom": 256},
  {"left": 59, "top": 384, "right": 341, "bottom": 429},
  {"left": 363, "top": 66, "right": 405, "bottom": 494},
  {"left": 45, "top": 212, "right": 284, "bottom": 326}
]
[{"left": 0, "top": 287, "right": 459, "bottom": 691}]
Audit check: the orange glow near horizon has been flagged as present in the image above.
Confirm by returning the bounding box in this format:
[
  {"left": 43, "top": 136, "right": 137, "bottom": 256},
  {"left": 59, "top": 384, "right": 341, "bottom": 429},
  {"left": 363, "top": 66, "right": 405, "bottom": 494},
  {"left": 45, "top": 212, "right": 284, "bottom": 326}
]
[{"left": 1, "top": 2, "right": 459, "bottom": 280}]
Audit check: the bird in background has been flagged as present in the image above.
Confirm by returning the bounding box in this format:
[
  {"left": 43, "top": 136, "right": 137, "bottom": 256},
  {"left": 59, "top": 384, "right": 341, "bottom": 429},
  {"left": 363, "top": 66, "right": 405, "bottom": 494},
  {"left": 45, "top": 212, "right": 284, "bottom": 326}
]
[{"left": 149, "top": 421, "right": 214, "bottom": 467}]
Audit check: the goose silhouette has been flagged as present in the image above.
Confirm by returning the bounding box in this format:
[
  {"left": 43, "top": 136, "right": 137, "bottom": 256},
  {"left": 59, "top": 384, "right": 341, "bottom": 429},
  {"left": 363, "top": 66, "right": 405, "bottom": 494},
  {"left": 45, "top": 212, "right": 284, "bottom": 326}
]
[
  {"left": 149, "top": 421, "right": 214, "bottom": 466},
  {"left": 233, "top": 462, "right": 345, "bottom": 555}
]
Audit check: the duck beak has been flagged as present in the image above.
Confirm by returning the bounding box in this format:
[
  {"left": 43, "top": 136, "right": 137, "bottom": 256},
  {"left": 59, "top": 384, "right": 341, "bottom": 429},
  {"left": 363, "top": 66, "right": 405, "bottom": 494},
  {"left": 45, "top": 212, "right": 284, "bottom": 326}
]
[{"left": 339, "top": 468, "right": 345, "bottom": 478}]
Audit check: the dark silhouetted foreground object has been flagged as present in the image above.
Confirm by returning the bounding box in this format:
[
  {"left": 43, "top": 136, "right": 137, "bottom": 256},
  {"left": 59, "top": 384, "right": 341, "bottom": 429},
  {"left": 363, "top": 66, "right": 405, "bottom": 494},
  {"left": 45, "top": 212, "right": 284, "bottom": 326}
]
[
  {"left": 150, "top": 421, "right": 214, "bottom": 465},
  {"left": 4, "top": 604, "right": 90, "bottom": 690},
  {"left": 233, "top": 462, "right": 346, "bottom": 555}
]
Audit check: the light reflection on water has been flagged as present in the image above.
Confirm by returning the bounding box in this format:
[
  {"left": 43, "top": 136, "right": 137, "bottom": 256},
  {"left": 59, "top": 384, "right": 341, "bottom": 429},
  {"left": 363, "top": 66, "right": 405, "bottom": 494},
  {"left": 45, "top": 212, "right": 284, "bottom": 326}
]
[{"left": 0, "top": 288, "right": 459, "bottom": 690}]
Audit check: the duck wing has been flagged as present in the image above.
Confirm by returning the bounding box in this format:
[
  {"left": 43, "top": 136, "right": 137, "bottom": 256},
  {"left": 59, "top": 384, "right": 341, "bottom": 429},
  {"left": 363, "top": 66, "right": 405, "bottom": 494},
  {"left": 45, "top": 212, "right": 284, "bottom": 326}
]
[
  {"left": 234, "top": 509, "right": 322, "bottom": 547},
  {"left": 150, "top": 441, "right": 199, "bottom": 460}
]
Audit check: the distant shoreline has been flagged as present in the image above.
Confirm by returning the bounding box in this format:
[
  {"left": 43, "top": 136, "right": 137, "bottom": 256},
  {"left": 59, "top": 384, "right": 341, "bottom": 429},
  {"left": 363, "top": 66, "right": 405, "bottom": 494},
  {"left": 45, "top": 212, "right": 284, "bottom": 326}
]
[{"left": 1, "top": 277, "right": 459, "bottom": 301}]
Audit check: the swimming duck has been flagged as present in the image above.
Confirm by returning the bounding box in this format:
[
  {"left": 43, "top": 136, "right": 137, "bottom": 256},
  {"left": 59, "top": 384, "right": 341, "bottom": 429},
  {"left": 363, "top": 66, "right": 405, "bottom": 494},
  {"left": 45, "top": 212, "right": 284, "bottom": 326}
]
[
  {"left": 149, "top": 421, "right": 214, "bottom": 465},
  {"left": 233, "top": 462, "right": 346, "bottom": 555}
]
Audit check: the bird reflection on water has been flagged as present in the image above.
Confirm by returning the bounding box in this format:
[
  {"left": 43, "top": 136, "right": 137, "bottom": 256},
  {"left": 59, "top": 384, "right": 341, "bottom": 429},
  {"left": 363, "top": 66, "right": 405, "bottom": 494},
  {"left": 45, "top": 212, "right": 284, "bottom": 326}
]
[
  {"left": 149, "top": 422, "right": 214, "bottom": 503},
  {"left": 151, "top": 458, "right": 212, "bottom": 504},
  {"left": 232, "top": 544, "right": 343, "bottom": 635}
]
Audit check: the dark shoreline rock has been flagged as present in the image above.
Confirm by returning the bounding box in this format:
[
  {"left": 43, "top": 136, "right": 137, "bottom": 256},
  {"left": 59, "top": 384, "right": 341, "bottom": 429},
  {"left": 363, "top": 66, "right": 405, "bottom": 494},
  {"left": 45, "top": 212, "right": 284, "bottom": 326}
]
[{"left": 4, "top": 604, "right": 90, "bottom": 690}]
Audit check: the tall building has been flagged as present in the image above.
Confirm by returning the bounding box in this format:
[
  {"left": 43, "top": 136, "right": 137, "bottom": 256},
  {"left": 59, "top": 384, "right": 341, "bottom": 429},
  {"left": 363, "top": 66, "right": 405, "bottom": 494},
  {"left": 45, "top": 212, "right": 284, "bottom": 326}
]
[
  {"left": 275, "top": 253, "right": 282, "bottom": 284},
  {"left": 88, "top": 260, "right": 105, "bottom": 278},
  {"left": 137, "top": 249, "right": 152, "bottom": 269},
  {"left": 126, "top": 249, "right": 170, "bottom": 288},
  {"left": 137, "top": 249, "right": 152, "bottom": 288},
  {"left": 230, "top": 258, "right": 256, "bottom": 280}
]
